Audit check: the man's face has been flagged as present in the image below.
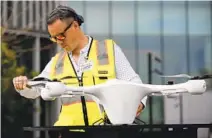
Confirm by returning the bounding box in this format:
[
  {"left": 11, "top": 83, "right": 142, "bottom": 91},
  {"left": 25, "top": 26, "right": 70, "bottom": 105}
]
[{"left": 48, "top": 19, "right": 79, "bottom": 52}]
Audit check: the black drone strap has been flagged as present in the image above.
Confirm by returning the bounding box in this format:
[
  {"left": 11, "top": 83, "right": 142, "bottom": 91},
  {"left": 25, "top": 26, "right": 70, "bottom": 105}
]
[
  {"left": 79, "top": 80, "right": 89, "bottom": 126},
  {"left": 79, "top": 37, "right": 94, "bottom": 126},
  {"left": 67, "top": 53, "right": 89, "bottom": 126}
]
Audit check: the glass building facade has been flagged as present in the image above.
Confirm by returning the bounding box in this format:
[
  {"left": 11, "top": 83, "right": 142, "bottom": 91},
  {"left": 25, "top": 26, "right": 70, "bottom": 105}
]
[
  {"left": 2, "top": 0, "right": 211, "bottom": 129},
  {"left": 66, "top": 1, "right": 212, "bottom": 124}
]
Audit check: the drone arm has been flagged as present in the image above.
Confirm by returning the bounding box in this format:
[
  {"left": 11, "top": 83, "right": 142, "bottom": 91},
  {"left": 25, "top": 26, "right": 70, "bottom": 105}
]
[
  {"left": 142, "top": 83, "right": 186, "bottom": 93},
  {"left": 65, "top": 84, "right": 101, "bottom": 94},
  {"left": 40, "top": 82, "right": 99, "bottom": 98},
  {"left": 142, "top": 80, "right": 206, "bottom": 94},
  {"left": 21, "top": 80, "right": 98, "bottom": 100},
  {"left": 40, "top": 88, "right": 56, "bottom": 101},
  {"left": 181, "top": 80, "right": 206, "bottom": 94},
  {"left": 17, "top": 80, "right": 50, "bottom": 99}
]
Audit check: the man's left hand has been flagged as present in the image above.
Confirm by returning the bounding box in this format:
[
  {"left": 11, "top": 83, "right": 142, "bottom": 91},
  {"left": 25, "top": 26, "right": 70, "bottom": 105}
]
[{"left": 136, "top": 103, "right": 144, "bottom": 117}]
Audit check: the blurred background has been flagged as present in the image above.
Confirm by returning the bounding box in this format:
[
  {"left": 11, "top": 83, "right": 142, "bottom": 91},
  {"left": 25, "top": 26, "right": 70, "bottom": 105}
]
[{"left": 1, "top": 1, "right": 212, "bottom": 138}]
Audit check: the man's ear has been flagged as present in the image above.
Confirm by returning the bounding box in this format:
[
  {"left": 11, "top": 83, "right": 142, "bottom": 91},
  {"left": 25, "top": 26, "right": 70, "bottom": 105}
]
[{"left": 73, "top": 21, "right": 79, "bottom": 29}]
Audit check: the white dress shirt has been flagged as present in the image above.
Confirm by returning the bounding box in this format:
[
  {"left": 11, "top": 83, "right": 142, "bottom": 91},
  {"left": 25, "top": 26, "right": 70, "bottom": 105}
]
[{"left": 18, "top": 36, "right": 147, "bottom": 106}]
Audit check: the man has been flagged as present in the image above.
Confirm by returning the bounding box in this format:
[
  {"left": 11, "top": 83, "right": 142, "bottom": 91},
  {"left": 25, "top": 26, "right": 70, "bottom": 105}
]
[{"left": 13, "top": 5, "right": 147, "bottom": 128}]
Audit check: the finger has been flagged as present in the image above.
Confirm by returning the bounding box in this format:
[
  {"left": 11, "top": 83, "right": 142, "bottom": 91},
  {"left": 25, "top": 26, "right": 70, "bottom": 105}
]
[
  {"left": 13, "top": 77, "right": 19, "bottom": 90},
  {"left": 13, "top": 77, "right": 16, "bottom": 86},
  {"left": 136, "top": 109, "right": 142, "bottom": 116},
  {"left": 137, "top": 108, "right": 142, "bottom": 113},
  {"left": 136, "top": 111, "right": 140, "bottom": 117},
  {"left": 17, "top": 76, "right": 24, "bottom": 90},
  {"left": 23, "top": 76, "right": 28, "bottom": 88},
  {"left": 14, "top": 77, "right": 20, "bottom": 90},
  {"left": 15, "top": 76, "right": 21, "bottom": 90},
  {"left": 20, "top": 76, "right": 26, "bottom": 90},
  {"left": 138, "top": 104, "right": 143, "bottom": 110},
  {"left": 136, "top": 105, "right": 143, "bottom": 117}
]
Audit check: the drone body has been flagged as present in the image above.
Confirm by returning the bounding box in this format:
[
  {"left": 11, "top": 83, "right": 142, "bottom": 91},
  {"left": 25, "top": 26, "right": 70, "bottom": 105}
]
[{"left": 28, "top": 78, "right": 207, "bottom": 125}]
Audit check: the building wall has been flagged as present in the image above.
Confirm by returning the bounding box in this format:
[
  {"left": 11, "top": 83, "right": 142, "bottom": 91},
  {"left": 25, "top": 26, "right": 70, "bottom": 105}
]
[{"left": 1, "top": 1, "right": 59, "bottom": 33}]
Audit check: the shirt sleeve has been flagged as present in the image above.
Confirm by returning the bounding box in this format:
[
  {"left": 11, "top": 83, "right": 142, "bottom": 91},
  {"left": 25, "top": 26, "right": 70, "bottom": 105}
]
[
  {"left": 114, "top": 43, "right": 147, "bottom": 107},
  {"left": 17, "top": 59, "right": 53, "bottom": 99}
]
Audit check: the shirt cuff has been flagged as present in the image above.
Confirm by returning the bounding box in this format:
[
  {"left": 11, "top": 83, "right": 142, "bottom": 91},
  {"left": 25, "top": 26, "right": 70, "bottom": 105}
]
[{"left": 141, "top": 96, "right": 148, "bottom": 109}]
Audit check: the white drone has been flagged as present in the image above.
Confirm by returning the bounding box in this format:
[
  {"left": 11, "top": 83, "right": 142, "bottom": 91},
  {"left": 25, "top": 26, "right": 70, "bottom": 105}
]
[{"left": 27, "top": 74, "right": 211, "bottom": 125}]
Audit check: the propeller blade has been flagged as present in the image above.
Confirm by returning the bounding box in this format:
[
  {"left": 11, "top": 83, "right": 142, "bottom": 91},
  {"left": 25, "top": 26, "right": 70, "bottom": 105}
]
[
  {"left": 199, "top": 74, "right": 212, "bottom": 79},
  {"left": 160, "top": 74, "right": 193, "bottom": 79},
  {"left": 59, "top": 76, "right": 86, "bottom": 80},
  {"left": 31, "top": 77, "right": 53, "bottom": 82},
  {"left": 190, "top": 74, "right": 212, "bottom": 80}
]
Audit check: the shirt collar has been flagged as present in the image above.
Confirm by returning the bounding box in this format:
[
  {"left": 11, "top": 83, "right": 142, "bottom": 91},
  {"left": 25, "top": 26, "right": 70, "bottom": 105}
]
[{"left": 69, "top": 35, "right": 92, "bottom": 56}]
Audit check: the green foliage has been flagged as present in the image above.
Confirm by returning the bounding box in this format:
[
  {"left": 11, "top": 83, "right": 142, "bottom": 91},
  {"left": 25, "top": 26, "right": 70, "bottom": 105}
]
[
  {"left": 1, "top": 42, "right": 37, "bottom": 138},
  {"left": 2, "top": 42, "right": 25, "bottom": 92}
]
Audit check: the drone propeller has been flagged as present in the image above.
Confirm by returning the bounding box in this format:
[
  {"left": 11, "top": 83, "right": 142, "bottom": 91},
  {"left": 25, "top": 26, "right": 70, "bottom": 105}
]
[
  {"left": 161, "top": 74, "right": 192, "bottom": 79},
  {"left": 31, "top": 77, "right": 53, "bottom": 81},
  {"left": 27, "top": 76, "right": 82, "bottom": 88},
  {"left": 59, "top": 76, "right": 86, "bottom": 81},
  {"left": 32, "top": 76, "right": 87, "bottom": 81},
  {"left": 193, "top": 74, "right": 212, "bottom": 80},
  {"left": 27, "top": 77, "right": 52, "bottom": 88},
  {"left": 161, "top": 74, "right": 212, "bottom": 80}
]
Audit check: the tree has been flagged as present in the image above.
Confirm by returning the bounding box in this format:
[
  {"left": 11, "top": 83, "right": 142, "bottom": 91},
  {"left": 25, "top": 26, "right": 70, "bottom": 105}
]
[
  {"left": 1, "top": 41, "right": 37, "bottom": 138},
  {"left": 1, "top": 2, "right": 54, "bottom": 137}
]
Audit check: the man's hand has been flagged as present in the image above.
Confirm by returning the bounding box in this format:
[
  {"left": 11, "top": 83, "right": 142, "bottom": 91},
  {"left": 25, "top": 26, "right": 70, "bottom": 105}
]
[
  {"left": 136, "top": 103, "right": 144, "bottom": 117},
  {"left": 13, "top": 76, "right": 28, "bottom": 90}
]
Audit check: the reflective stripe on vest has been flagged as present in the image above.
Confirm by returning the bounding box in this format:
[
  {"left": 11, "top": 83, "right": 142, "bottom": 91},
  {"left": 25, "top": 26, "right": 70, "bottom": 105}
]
[
  {"left": 97, "top": 41, "right": 109, "bottom": 65},
  {"left": 54, "top": 51, "right": 66, "bottom": 75}
]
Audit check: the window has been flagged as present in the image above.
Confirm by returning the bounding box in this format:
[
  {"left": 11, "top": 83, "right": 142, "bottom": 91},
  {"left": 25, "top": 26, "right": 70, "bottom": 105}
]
[
  {"left": 67, "top": 1, "right": 85, "bottom": 31},
  {"left": 111, "top": 1, "right": 135, "bottom": 35},
  {"left": 163, "top": 1, "right": 186, "bottom": 35},
  {"left": 111, "top": 1, "right": 136, "bottom": 69},
  {"left": 137, "top": 1, "right": 161, "bottom": 35},
  {"left": 188, "top": 1, "right": 212, "bottom": 75},
  {"left": 85, "top": 1, "right": 110, "bottom": 36}
]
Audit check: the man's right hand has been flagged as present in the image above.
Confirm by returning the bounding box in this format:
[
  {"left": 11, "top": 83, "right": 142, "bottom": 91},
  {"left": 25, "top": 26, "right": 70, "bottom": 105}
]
[{"left": 13, "top": 76, "right": 28, "bottom": 90}]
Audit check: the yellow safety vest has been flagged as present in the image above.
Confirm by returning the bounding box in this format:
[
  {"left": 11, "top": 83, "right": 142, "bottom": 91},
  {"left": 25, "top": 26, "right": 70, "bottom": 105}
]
[{"left": 50, "top": 38, "right": 116, "bottom": 126}]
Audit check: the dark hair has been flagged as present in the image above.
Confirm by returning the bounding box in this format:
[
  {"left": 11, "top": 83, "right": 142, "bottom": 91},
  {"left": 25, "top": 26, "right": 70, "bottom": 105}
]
[{"left": 47, "top": 5, "right": 84, "bottom": 26}]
